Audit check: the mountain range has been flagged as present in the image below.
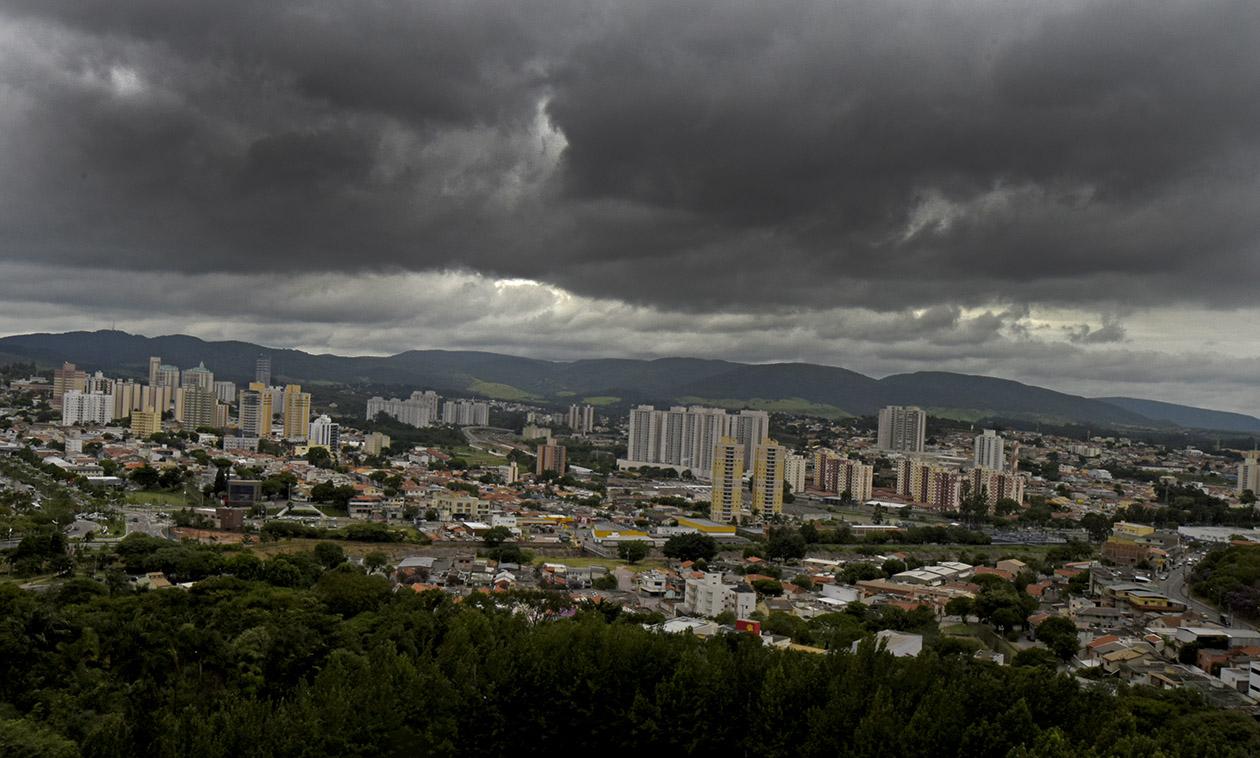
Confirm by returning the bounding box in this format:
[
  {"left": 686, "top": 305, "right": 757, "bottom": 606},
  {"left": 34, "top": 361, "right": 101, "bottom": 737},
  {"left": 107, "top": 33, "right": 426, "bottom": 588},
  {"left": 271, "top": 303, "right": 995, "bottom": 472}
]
[{"left": 2, "top": 330, "right": 1258, "bottom": 434}]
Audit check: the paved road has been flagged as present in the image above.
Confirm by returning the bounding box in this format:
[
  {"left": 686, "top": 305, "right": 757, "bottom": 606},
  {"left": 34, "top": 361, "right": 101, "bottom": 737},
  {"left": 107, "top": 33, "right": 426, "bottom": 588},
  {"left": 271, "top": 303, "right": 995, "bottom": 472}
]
[
  {"left": 123, "top": 508, "right": 170, "bottom": 539},
  {"left": 1162, "top": 562, "right": 1256, "bottom": 631},
  {"left": 463, "top": 426, "right": 533, "bottom": 455}
]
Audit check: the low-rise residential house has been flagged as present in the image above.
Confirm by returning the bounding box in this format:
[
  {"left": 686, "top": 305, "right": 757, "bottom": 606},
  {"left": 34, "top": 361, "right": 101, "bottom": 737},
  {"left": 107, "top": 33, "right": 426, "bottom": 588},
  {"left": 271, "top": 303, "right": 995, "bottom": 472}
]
[{"left": 637, "top": 570, "right": 669, "bottom": 595}]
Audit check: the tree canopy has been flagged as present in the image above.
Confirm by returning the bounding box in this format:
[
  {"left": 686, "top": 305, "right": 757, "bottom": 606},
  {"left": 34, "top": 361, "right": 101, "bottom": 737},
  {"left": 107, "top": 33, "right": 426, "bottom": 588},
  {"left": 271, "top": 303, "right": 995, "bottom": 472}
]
[{"left": 0, "top": 566, "right": 1256, "bottom": 757}]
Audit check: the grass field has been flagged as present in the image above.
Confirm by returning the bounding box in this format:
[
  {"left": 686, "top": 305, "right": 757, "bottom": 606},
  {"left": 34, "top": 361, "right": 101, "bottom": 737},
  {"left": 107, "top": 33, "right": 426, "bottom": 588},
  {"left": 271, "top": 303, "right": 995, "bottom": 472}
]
[
  {"left": 452, "top": 446, "right": 507, "bottom": 466},
  {"left": 469, "top": 379, "right": 540, "bottom": 401},
  {"left": 125, "top": 490, "right": 189, "bottom": 507},
  {"left": 581, "top": 396, "right": 621, "bottom": 406},
  {"left": 248, "top": 537, "right": 428, "bottom": 561}
]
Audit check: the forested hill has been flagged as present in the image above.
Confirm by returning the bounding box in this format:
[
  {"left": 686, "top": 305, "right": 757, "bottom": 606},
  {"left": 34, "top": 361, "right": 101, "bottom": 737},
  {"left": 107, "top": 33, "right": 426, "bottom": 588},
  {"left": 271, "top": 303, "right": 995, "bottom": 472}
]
[
  {"left": 3, "top": 329, "right": 1258, "bottom": 431},
  {"left": 1, "top": 573, "right": 1258, "bottom": 757}
]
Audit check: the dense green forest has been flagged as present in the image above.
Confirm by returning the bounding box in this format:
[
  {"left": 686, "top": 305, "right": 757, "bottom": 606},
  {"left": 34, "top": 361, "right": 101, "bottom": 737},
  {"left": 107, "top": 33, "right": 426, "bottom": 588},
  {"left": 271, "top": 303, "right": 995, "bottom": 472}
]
[
  {"left": 1191, "top": 544, "right": 1260, "bottom": 620},
  {"left": 3, "top": 556, "right": 1259, "bottom": 757}
]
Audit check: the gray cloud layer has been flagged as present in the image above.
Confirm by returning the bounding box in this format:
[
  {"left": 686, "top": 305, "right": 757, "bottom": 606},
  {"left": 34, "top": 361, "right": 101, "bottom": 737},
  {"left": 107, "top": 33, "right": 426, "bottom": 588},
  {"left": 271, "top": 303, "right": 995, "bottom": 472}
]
[
  {"left": 2, "top": 1, "right": 1259, "bottom": 412},
  {"left": 4, "top": 0, "right": 1260, "bottom": 311}
]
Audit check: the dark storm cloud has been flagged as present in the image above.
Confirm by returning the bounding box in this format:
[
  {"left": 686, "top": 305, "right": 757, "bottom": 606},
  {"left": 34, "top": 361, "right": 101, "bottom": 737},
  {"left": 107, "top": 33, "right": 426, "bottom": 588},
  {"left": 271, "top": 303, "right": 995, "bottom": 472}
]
[{"left": 2, "top": 0, "right": 1260, "bottom": 313}]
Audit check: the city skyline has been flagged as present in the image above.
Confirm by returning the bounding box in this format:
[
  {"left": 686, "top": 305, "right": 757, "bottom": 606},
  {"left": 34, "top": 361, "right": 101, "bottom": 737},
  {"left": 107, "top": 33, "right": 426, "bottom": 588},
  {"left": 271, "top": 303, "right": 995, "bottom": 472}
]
[{"left": 1, "top": 2, "right": 1260, "bottom": 414}]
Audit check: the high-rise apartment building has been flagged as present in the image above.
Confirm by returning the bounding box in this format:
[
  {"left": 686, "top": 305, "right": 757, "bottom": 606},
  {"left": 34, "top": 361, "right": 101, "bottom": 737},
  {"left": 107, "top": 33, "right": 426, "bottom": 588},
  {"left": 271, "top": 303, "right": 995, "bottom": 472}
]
[
  {"left": 282, "top": 384, "right": 311, "bottom": 441},
  {"left": 927, "top": 469, "right": 964, "bottom": 511},
  {"left": 536, "top": 441, "right": 568, "bottom": 476},
  {"left": 61, "top": 390, "right": 114, "bottom": 426},
  {"left": 112, "top": 380, "right": 143, "bottom": 418},
  {"left": 213, "top": 381, "right": 236, "bottom": 404},
  {"left": 751, "top": 441, "right": 786, "bottom": 516},
  {"left": 363, "top": 432, "right": 391, "bottom": 456},
  {"left": 710, "top": 437, "right": 745, "bottom": 523},
  {"left": 626, "top": 405, "right": 767, "bottom": 477},
  {"left": 441, "top": 400, "right": 490, "bottom": 426},
  {"left": 877, "top": 405, "right": 926, "bottom": 452},
  {"left": 178, "top": 386, "right": 218, "bottom": 429},
  {"left": 973, "top": 429, "right": 1005, "bottom": 471},
  {"left": 784, "top": 453, "right": 807, "bottom": 495},
  {"left": 181, "top": 362, "right": 214, "bottom": 391},
  {"left": 130, "top": 409, "right": 162, "bottom": 438},
  {"left": 1239, "top": 451, "right": 1260, "bottom": 496},
  {"left": 238, "top": 389, "right": 271, "bottom": 438},
  {"left": 255, "top": 355, "right": 271, "bottom": 387},
  {"left": 732, "top": 410, "right": 771, "bottom": 468},
  {"left": 816, "top": 452, "right": 874, "bottom": 502},
  {"left": 148, "top": 356, "right": 162, "bottom": 387},
  {"left": 566, "top": 404, "right": 596, "bottom": 434},
  {"left": 142, "top": 384, "right": 173, "bottom": 415},
  {"left": 85, "top": 371, "right": 114, "bottom": 395},
  {"left": 51, "top": 362, "right": 87, "bottom": 409},
  {"left": 366, "top": 390, "right": 440, "bottom": 427},
  {"left": 310, "top": 414, "right": 340, "bottom": 449},
  {"left": 626, "top": 405, "right": 660, "bottom": 463},
  {"left": 813, "top": 448, "right": 838, "bottom": 488},
  {"left": 896, "top": 458, "right": 930, "bottom": 502},
  {"left": 896, "top": 458, "right": 963, "bottom": 511},
  {"left": 155, "top": 364, "right": 181, "bottom": 394},
  {"left": 967, "top": 468, "right": 1026, "bottom": 507}
]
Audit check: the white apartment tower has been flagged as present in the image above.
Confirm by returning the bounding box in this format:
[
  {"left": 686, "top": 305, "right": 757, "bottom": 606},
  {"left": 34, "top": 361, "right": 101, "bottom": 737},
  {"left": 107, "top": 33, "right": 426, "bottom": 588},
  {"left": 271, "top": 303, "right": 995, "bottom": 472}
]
[
  {"left": 181, "top": 362, "right": 214, "bottom": 391},
  {"left": 784, "top": 453, "right": 807, "bottom": 495},
  {"left": 973, "top": 429, "right": 1005, "bottom": 471},
  {"left": 626, "top": 405, "right": 768, "bottom": 477},
  {"left": 567, "top": 404, "right": 596, "bottom": 434},
  {"left": 877, "top": 405, "right": 926, "bottom": 453},
  {"left": 214, "top": 381, "right": 237, "bottom": 404},
  {"left": 441, "top": 400, "right": 490, "bottom": 426},
  {"left": 366, "top": 390, "right": 441, "bottom": 427},
  {"left": 310, "top": 414, "right": 340, "bottom": 449},
  {"left": 61, "top": 391, "right": 114, "bottom": 426},
  {"left": 1239, "top": 451, "right": 1260, "bottom": 496},
  {"left": 156, "top": 364, "right": 181, "bottom": 392},
  {"left": 732, "top": 410, "right": 771, "bottom": 468}
]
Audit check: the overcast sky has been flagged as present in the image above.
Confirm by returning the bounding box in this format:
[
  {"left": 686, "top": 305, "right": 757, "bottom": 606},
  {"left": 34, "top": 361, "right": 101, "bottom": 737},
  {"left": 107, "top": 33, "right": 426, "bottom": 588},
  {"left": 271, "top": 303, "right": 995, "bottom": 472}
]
[{"left": 2, "top": 1, "right": 1260, "bottom": 413}]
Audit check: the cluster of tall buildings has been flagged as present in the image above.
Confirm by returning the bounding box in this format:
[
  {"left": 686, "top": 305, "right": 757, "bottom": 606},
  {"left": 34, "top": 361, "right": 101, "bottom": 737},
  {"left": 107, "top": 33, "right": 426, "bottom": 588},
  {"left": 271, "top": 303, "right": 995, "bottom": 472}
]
[
  {"left": 235, "top": 381, "right": 312, "bottom": 441},
  {"left": 814, "top": 450, "right": 874, "bottom": 502},
  {"left": 442, "top": 400, "right": 490, "bottom": 427},
  {"left": 626, "top": 405, "right": 770, "bottom": 475},
  {"left": 366, "top": 391, "right": 440, "bottom": 427},
  {"left": 365, "top": 391, "right": 489, "bottom": 428},
  {"left": 566, "top": 404, "right": 595, "bottom": 434},
  {"left": 709, "top": 436, "right": 787, "bottom": 522},
  {"left": 52, "top": 353, "right": 331, "bottom": 448},
  {"left": 895, "top": 459, "right": 966, "bottom": 511},
  {"left": 891, "top": 428, "right": 1024, "bottom": 511},
  {"left": 520, "top": 404, "right": 597, "bottom": 434},
  {"left": 57, "top": 360, "right": 231, "bottom": 431}
]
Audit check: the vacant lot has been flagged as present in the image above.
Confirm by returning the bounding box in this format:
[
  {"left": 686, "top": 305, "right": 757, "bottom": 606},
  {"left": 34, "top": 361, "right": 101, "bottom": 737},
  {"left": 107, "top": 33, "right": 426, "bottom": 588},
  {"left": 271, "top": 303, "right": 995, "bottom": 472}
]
[{"left": 125, "top": 490, "right": 189, "bottom": 507}]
